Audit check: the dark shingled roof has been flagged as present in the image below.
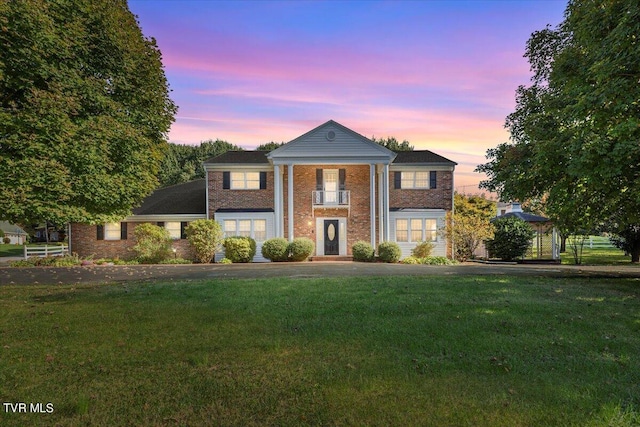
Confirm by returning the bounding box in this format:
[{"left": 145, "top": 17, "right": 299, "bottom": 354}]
[
  {"left": 133, "top": 179, "right": 206, "bottom": 215},
  {"left": 493, "top": 212, "right": 551, "bottom": 223},
  {"left": 204, "top": 151, "right": 269, "bottom": 164},
  {"left": 393, "top": 150, "right": 457, "bottom": 165}
]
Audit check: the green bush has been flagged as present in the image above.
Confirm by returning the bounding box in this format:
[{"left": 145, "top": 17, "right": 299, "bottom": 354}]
[
  {"left": 422, "top": 256, "right": 456, "bottom": 265},
  {"left": 412, "top": 241, "right": 434, "bottom": 258},
  {"left": 288, "top": 237, "right": 314, "bottom": 262},
  {"left": 261, "top": 237, "right": 290, "bottom": 262},
  {"left": 219, "top": 257, "right": 232, "bottom": 264},
  {"left": 158, "top": 258, "right": 193, "bottom": 264},
  {"left": 10, "top": 254, "right": 81, "bottom": 268},
  {"left": 3, "top": 237, "right": 10, "bottom": 245},
  {"left": 378, "top": 241, "right": 402, "bottom": 263},
  {"left": 223, "top": 236, "right": 256, "bottom": 263},
  {"left": 485, "top": 216, "right": 535, "bottom": 261},
  {"left": 185, "top": 219, "right": 224, "bottom": 263},
  {"left": 132, "top": 223, "right": 172, "bottom": 263},
  {"left": 352, "top": 240, "right": 375, "bottom": 262},
  {"left": 401, "top": 256, "right": 421, "bottom": 264}
]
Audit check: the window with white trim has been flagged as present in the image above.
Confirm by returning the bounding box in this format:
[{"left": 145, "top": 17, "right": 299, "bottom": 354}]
[
  {"left": 231, "top": 172, "right": 260, "bottom": 190},
  {"left": 165, "top": 222, "right": 181, "bottom": 240},
  {"left": 223, "top": 219, "right": 267, "bottom": 242},
  {"left": 104, "top": 223, "right": 121, "bottom": 241},
  {"left": 395, "top": 218, "right": 438, "bottom": 242},
  {"left": 401, "top": 171, "right": 429, "bottom": 189}
]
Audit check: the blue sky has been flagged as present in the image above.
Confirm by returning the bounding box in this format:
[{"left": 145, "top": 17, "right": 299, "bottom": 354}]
[{"left": 129, "top": 0, "right": 567, "bottom": 191}]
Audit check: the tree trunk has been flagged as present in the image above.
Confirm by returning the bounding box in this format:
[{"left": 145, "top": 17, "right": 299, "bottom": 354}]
[{"left": 632, "top": 250, "right": 640, "bottom": 264}]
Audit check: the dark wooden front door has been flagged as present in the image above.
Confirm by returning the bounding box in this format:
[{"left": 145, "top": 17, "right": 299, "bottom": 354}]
[{"left": 324, "top": 220, "right": 339, "bottom": 255}]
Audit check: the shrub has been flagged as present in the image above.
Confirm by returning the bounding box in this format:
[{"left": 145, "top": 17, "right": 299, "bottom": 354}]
[
  {"left": 261, "top": 237, "right": 290, "bottom": 262},
  {"left": 185, "top": 219, "right": 224, "bottom": 264},
  {"left": 132, "top": 223, "right": 172, "bottom": 263},
  {"left": 378, "top": 241, "right": 401, "bottom": 263},
  {"left": 412, "top": 241, "right": 434, "bottom": 258},
  {"left": 10, "top": 254, "right": 81, "bottom": 268},
  {"left": 3, "top": 237, "right": 10, "bottom": 245},
  {"left": 289, "top": 237, "right": 314, "bottom": 261},
  {"left": 352, "top": 240, "right": 375, "bottom": 262},
  {"left": 422, "top": 256, "right": 456, "bottom": 265},
  {"left": 158, "top": 258, "right": 193, "bottom": 264},
  {"left": 401, "top": 256, "right": 421, "bottom": 264},
  {"left": 485, "top": 216, "right": 535, "bottom": 261},
  {"left": 219, "top": 257, "right": 232, "bottom": 264},
  {"left": 223, "top": 236, "right": 256, "bottom": 263}
]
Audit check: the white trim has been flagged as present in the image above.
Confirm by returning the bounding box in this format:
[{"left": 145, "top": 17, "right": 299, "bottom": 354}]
[
  {"left": 390, "top": 209, "right": 447, "bottom": 258},
  {"left": 370, "top": 164, "right": 376, "bottom": 248},
  {"left": 383, "top": 164, "right": 390, "bottom": 241},
  {"left": 271, "top": 157, "right": 393, "bottom": 166},
  {"left": 315, "top": 217, "right": 347, "bottom": 256},
  {"left": 124, "top": 214, "right": 207, "bottom": 222},
  {"left": 204, "top": 164, "right": 272, "bottom": 172},
  {"left": 273, "top": 164, "right": 282, "bottom": 237},
  {"left": 205, "top": 169, "right": 210, "bottom": 219},
  {"left": 390, "top": 165, "right": 454, "bottom": 172},
  {"left": 213, "top": 211, "right": 275, "bottom": 262},
  {"left": 287, "top": 164, "right": 294, "bottom": 241}
]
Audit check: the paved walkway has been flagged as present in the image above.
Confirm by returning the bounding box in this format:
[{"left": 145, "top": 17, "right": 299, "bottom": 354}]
[{"left": 1, "top": 261, "right": 639, "bottom": 285}]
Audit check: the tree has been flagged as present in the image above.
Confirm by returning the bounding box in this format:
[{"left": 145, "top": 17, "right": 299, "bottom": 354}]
[
  {"left": 256, "top": 141, "right": 285, "bottom": 152},
  {"left": 185, "top": 219, "right": 224, "bottom": 264},
  {"left": 441, "top": 194, "right": 495, "bottom": 261},
  {"left": 477, "top": 0, "right": 640, "bottom": 262},
  {"left": 0, "top": 0, "right": 176, "bottom": 226},
  {"left": 157, "top": 139, "right": 242, "bottom": 187},
  {"left": 485, "top": 217, "right": 535, "bottom": 261},
  {"left": 371, "top": 136, "right": 414, "bottom": 152}
]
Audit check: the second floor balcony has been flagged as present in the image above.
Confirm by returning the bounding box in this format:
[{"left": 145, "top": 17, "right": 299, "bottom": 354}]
[{"left": 312, "top": 190, "right": 350, "bottom": 208}]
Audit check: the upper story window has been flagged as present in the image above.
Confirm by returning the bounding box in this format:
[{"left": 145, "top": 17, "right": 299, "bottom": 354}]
[
  {"left": 222, "top": 171, "right": 267, "bottom": 190},
  {"left": 394, "top": 171, "right": 437, "bottom": 189},
  {"left": 231, "top": 172, "right": 260, "bottom": 189}
]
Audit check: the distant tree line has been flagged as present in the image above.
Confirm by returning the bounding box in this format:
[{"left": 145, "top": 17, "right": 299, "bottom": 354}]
[{"left": 158, "top": 136, "right": 413, "bottom": 187}]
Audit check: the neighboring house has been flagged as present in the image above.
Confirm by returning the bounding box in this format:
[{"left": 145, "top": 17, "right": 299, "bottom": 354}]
[
  {"left": 70, "top": 120, "right": 456, "bottom": 261},
  {"left": 0, "top": 221, "right": 28, "bottom": 245}
]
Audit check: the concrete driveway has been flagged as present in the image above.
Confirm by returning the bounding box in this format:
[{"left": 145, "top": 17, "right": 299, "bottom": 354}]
[{"left": 1, "top": 261, "right": 639, "bottom": 285}]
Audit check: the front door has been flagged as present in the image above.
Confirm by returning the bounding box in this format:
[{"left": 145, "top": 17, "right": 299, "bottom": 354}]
[{"left": 324, "top": 220, "right": 339, "bottom": 255}]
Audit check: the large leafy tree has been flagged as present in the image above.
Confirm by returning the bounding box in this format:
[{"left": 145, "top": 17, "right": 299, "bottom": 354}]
[
  {"left": 477, "top": 0, "right": 640, "bottom": 262},
  {"left": 158, "top": 139, "right": 242, "bottom": 187},
  {"left": 0, "top": 0, "right": 176, "bottom": 225},
  {"left": 371, "top": 136, "right": 414, "bottom": 152}
]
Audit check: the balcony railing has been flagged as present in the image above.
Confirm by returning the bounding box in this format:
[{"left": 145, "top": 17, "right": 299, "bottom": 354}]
[{"left": 312, "top": 190, "right": 350, "bottom": 207}]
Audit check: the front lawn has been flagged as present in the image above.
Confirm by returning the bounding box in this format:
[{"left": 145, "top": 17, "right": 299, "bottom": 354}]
[
  {"left": 1, "top": 276, "right": 638, "bottom": 426},
  {"left": 0, "top": 244, "right": 24, "bottom": 257}
]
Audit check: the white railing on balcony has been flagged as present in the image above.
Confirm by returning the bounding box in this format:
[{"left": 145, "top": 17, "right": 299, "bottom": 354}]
[{"left": 312, "top": 190, "right": 350, "bottom": 207}]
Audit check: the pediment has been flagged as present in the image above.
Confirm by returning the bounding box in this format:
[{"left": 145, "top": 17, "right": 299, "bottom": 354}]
[{"left": 267, "top": 120, "right": 396, "bottom": 165}]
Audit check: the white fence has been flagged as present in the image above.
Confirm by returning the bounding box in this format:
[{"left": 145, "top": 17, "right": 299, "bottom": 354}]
[{"left": 24, "top": 245, "right": 69, "bottom": 260}]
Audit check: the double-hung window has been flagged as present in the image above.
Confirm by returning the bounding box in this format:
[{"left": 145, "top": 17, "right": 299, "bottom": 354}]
[
  {"left": 395, "top": 218, "right": 438, "bottom": 242},
  {"left": 223, "top": 219, "right": 268, "bottom": 242},
  {"left": 104, "top": 223, "right": 122, "bottom": 241},
  {"left": 395, "top": 171, "right": 437, "bottom": 189},
  {"left": 231, "top": 172, "right": 260, "bottom": 190}
]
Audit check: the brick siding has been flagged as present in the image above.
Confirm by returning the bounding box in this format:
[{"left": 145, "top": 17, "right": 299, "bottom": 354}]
[
  {"left": 389, "top": 170, "right": 453, "bottom": 210},
  {"left": 208, "top": 171, "right": 274, "bottom": 215}
]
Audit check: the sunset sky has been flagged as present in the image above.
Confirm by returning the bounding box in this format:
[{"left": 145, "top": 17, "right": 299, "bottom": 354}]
[{"left": 128, "top": 0, "right": 567, "bottom": 192}]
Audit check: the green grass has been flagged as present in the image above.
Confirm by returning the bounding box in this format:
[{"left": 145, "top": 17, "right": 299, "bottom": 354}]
[
  {"left": 561, "top": 246, "right": 632, "bottom": 265},
  {"left": 1, "top": 276, "right": 639, "bottom": 426},
  {"left": 0, "top": 244, "right": 24, "bottom": 257}
]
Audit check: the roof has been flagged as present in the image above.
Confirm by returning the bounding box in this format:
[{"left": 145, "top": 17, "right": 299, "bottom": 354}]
[
  {"left": 0, "top": 221, "right": 27, "bottom": 235},
  {"left": 393, "top": 151, "right": 457, "bottom": 165},
  {"left": 204, "top": 151, "right": 269, "bottom": 165},
  {"left": 494, "top": 212, "right": 551, "bottom": 223},
  {"left": 133, "top": 179, "right": 206, "bottom": 215},
  {"left": 267, "top": 120, "right": 396, "bottom": 164}
]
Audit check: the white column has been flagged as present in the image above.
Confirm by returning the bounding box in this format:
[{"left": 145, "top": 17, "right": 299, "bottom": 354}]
[
  {"left": 370, "top": 164, "right": 376, "bottom": 248},
  {"left": 288, "top": 164, "right": 294, "bottom": 241},
  {"left": 273, "top": 164, "right": 281, "bottom": 237},
  {"left": 383, "top": 163, "right": 390, "bottom": 242},
  {"left": 378, "top": 166, "right": 384, "bottom": 244}
]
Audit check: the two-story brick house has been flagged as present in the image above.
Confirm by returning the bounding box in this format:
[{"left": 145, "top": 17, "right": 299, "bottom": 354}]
[{"left": 69, "top": 120, "right": 456, "bottom": 261}]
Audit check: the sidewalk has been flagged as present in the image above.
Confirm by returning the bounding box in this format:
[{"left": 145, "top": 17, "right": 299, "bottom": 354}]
[{"left": 1, "top": 261, "right": 639, "bottom": 286}]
